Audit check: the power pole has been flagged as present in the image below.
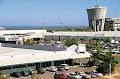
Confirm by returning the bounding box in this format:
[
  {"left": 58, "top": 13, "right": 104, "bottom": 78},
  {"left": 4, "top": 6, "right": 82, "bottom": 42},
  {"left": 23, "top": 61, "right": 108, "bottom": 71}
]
[{"left": 109, "top": 61, "right": 111, "bottom": 79}]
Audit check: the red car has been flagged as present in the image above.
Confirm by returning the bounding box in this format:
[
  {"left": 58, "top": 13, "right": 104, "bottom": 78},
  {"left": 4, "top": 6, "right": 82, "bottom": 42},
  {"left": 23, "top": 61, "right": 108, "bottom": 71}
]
[{"left": 54, "top": 72, "right": 69, "bottom": 79}]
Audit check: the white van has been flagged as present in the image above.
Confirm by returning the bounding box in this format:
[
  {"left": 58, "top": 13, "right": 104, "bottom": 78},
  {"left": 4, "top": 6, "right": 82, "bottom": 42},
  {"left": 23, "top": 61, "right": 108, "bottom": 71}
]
[{"left": 60, "top": 64, "right": 70, "bottom": 70}]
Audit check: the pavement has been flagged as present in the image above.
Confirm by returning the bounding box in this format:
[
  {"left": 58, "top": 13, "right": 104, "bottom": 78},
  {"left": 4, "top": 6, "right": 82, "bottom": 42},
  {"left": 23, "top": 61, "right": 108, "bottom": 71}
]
[{"left": 11, "top": 66, "right": 96, "bottom": 79}]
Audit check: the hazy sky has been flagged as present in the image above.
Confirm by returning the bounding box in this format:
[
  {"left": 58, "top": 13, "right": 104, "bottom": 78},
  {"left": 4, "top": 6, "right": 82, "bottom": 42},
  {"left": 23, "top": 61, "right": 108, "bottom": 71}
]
[{"left": 0, "top": 0, "right": 120, "bottom": 26}]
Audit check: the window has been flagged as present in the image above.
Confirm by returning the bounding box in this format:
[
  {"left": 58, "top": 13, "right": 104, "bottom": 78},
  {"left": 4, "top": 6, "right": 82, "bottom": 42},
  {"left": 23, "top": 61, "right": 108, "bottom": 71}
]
[{"left": 79, "top": 52, "right": 85, "bottom": 53}]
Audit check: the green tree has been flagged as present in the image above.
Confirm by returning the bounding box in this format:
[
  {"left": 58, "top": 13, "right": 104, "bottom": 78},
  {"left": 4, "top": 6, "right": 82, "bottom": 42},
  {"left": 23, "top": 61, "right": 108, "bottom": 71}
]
[
  {"left": 92, "top": 51, "right": 118, "bottom": 73},
  {"left": 86, "top": 40, "right": 101, "bottom": 51},
  {"left": 104, "top": 37, "right": 111, "bottom": 43},
  {"left": 64, "top": 38, "right": 78, "bottom": 47}
]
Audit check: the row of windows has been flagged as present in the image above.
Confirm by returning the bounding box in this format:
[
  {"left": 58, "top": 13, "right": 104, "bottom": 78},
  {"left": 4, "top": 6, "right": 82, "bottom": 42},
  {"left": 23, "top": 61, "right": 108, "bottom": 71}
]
[
  {"left": 3, "top": 34, "right": 27, "bottom": 36},
  {"left": 0, "top": 60, "right": 73, "bottom": 71}
]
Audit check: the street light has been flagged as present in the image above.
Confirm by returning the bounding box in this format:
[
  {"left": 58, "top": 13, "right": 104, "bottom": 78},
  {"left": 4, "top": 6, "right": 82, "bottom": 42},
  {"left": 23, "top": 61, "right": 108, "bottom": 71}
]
[{"left": 109, "top": 60, "right": 111, "bottom": 79}]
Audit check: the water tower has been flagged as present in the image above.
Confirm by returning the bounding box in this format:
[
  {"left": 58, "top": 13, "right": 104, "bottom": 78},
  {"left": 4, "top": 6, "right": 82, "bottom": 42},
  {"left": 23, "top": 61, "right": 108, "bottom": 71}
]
[{"left": 87, "top": 6, "right": 107, "bottom": 32}]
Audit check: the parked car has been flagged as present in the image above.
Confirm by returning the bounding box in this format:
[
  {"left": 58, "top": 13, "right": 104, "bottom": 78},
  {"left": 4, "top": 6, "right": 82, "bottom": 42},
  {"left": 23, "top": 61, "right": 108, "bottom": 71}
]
[
  {"left": 57, "top": 66, "right": 64, "bottom": 71},
  {"left": 46, "top": 67, "right": 51, "bottom": 71},
  {"left": 90, "top": 70, "right": 103, "bottom": 77},
  {"left": 20, "top": 71, "right": 29, "bottom": 76},
  {"left": 68, "top": 72, "right": 82, "bottom": 79},
  {"left": 27, "top": 70, "right": 33, "bottom": 75},
  {"left": 95, "top": 73, "right": 103, "bottom": 77},
  {"left": 10, "top": 72, "right": 21, "bottom": 78},
  {"left": 71, "top": 75, "right": 82, "bottom": 79},
  {"left": 54, "top": 72, "right": 60, "bottom": 79},
  {"left": 60, "top": 64, "right": 70, "bottom": 70},
  {"left": 90, "top": 73, "right": 97, "bottom": 78},
  {"left": 54, "top": 72, "right": 69, "bottom": 79},
  {"left": 49, "top": 66, "right": 57, "bottom": 72},
  {"left": 79, "top": 72, "right": 91, "bottom": 79},
  {"left": 36, "top": 68, "right": 45, "bottom": 74}
]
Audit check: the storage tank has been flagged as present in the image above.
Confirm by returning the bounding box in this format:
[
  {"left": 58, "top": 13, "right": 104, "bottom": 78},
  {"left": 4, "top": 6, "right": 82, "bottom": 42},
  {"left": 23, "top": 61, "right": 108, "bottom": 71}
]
[{"left": 87, "top": 6, "right": 107, "bottom": 32}]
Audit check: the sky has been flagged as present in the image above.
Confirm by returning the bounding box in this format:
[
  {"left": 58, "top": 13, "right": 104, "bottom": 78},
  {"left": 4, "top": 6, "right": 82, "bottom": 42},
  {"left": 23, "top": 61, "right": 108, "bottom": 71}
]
[{"left": 0, "top": 0, "right": 120, "bottom": 26}]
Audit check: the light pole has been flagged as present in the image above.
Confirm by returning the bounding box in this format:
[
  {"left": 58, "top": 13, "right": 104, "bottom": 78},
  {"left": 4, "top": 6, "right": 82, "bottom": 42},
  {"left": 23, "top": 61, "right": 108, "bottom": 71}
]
[{"left": 109, "top": 60, "right": 111, "bottom": 79}]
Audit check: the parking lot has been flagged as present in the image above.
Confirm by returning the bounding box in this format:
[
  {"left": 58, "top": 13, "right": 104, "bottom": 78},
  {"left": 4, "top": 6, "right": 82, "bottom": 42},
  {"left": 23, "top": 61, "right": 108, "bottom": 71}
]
[{"left": 11, "top": 66, "right": 96, "bottom": 79}]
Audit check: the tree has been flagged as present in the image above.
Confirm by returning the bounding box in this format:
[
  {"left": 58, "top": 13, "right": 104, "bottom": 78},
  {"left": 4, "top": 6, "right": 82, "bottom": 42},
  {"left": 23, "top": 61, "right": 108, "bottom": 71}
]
[
  {"left": 86, "top": 40, "right": 101, "bottom": 51},
  {"left": 104, "top": 37, "right": 111, "bottom": 43},
  {"left": 64, "top": 38, "right": 78, "bottom": 47},
  {"left": 92, "top": 51, "right": 118, "bottom": 73},
  {"left": 23, "top": 39, "right": 35, "bottom": 45}
]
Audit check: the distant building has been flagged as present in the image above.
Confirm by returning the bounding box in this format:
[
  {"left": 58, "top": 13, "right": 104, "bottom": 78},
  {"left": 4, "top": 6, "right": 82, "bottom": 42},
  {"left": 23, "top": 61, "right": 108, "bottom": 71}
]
[
  {"left": 0, "top": 29, "right": 47, "bottom": 44},
  {"left": 87, "top": 6, "right": 107, "bottom": 32},
  {"left": 0, "top": 27, "right": 5, "bottom": 30},
  {"left": 104, "top": 18, "right": 120, "bottom": 31}
]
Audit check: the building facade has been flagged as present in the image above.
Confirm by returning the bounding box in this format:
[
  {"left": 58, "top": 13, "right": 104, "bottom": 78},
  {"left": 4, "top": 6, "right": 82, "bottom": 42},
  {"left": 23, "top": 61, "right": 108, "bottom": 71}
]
[
  {"left": 0, "top": 29, "right": 47, "bottom": 44},
  {"left": 105, "top": 18, "right": 120, "bottom": 31}
]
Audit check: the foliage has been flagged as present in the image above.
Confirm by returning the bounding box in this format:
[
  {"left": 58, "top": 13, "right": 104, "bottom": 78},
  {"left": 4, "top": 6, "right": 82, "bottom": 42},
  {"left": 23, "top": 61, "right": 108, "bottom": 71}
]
[
  {"left": 92, "top": 51, "right": 118, "bottom": 73},
  {"left": 50, "top": 26, "right": 90, "bottom": 32},
  {"left": 23, "top": 38, "right": 34, "bottom": 45},
  {"left": 86, "top": 40, "right": 101, "bottom": 51},
  {"left": 64, "top": 38, "right": 78, "bottom": 47},
  {"left": 104, "top": 37, "right": 111, "bottom": 43}
]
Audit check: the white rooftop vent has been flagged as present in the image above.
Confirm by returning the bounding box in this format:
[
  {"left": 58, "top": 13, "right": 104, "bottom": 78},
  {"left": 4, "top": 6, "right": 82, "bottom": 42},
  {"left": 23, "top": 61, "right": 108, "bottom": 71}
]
[{"left": 75, "top": 44, "right": 86, "bottom": 54}]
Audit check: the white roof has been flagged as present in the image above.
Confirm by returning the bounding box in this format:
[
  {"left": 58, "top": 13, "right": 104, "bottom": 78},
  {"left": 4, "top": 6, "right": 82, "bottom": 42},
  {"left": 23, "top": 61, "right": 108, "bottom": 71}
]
[
  {"left": 0, "top": 44, "right": 91, "bottom": 67},
  {"left": 45, "top": 31, "right": 120, "bottom": 37},
  {"left": 0, "top": 29, "right": 47, "bottom": 36}
]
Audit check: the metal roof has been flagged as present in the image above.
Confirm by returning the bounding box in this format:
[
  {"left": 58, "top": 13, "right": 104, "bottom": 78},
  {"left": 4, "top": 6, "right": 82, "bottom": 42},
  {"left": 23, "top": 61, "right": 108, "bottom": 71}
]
[
  {"left": 2, "top": 43, "right": 66, "bottom": 51},
  {"left": 0, "top": 44, "right": 91, "bottom": 67},
  {"left": 45, "top": 31, "right": 120, "bottom": 37}
]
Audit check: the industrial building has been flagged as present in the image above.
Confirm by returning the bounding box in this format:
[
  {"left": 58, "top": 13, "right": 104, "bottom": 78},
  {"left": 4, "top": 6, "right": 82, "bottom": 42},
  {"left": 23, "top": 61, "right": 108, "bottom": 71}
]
[
  {"left": 104, "top": 18, "right": 120, "bottom": 31},
  {"left": 87, "top": 6, "right": 107, "bottom": 32},
  {"left": 0, "top": 29, "right": 47, "bottom": 44},
  {"left": 45, "top": 31, "right": 120, "bottom": 41},
  {"left": 0, "top": 29, "right": 120, "bottom": 43},
  {"left": 0, "top": 43, "right": 91, "bottom": 74}
]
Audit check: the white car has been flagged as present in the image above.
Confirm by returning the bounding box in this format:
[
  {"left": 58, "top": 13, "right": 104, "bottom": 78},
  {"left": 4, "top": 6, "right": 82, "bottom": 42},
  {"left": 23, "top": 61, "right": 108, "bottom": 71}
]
[
  {"left": 72, "top": 75, "right": 82, "bottom": 79},
  {"left": 49, "top": 66, "right": 57, "bottom": 72},
  {"left": 68, "top": 72, "right": 82, "bottom": 79},
  {"left": 79, "top": 72, "right": 91, "bottom": 79},
  {"left": 60, "top": 64, "right": 70, "bottom": 70}
]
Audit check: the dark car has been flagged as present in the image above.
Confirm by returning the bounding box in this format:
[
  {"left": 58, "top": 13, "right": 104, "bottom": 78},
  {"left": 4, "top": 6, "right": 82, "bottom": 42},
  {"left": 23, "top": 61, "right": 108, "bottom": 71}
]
[
  {"left": 27, "top": 70, "right": 33, "bottom": 75},
  {"left": 10, "top": 72, "right": 21, "bottom": 78},
  {"left": 57, "top": 66, "right": 64, "bottom": 71},
  {"left": 36, "top": 68, "right": 45, "bottom": 74},
  {"left": 54, "top": 72, "right": 59, "bottom": 79},
  {"left": 20, "top": 71, "right": 29, "bottom": 76}
]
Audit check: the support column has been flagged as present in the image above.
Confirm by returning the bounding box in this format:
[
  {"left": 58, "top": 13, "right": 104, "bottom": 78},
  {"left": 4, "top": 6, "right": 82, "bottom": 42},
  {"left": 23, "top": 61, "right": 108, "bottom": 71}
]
[
  {"left": 51, "top": 61, "right": 54, "bottom": 66},
  {"left": 64, "top": 60, "right": 66, "bottom": 64},
  {"left": 59, "top": 36, "right": 60, "bottom": 41},
  {"left": 40, "top": 63, "right": 41, "bottom": 68}
]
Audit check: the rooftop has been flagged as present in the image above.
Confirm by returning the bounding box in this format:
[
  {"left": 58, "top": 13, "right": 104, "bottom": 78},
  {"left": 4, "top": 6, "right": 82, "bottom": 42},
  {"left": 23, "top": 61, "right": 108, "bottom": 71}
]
[
  {"left": 1, "top": 43, "right": 66, "bottom": 51},
  {"left": 0, "top": 43, "right": 91, "bottom": 67}
]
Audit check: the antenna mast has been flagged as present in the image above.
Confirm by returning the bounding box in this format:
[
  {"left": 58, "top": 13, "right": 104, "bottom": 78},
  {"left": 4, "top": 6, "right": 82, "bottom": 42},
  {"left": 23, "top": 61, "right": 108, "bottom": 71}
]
[{"left": 95, "top": 0, "right": 99, "bottom": 7}]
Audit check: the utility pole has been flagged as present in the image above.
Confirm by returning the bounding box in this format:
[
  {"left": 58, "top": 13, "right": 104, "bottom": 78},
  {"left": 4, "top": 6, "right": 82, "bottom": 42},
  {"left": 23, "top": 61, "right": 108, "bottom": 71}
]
[{"left": 109, "top": 61, "right": 111, "bottom": 79}]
